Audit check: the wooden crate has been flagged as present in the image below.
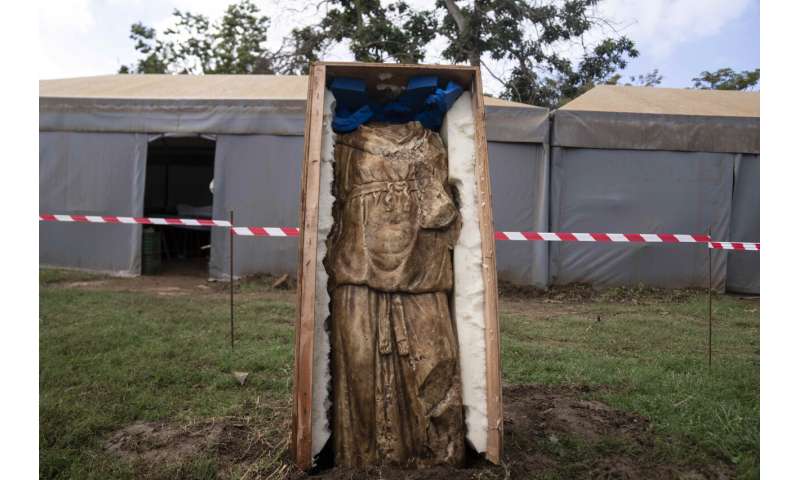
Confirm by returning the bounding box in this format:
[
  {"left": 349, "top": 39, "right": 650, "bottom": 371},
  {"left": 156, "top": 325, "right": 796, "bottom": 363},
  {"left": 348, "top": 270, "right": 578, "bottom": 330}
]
[{"left": 292, "top": 61, "right": 501, "bottom": 469}]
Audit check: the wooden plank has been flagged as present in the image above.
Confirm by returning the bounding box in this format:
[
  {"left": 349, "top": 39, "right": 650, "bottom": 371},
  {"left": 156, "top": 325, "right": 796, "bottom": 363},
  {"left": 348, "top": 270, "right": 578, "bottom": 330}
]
[
  {"left": 291, "top": 63, "right": 326, "bottom": 470},
  {"left": 290, "top": 61, "right": 314, "bottom": 466},
  {"left": 323, "top": 60, "right": 476, "bottom": 71},
  {"left": 471, "top": 68, "right": 503, "bottom": 464},
  {"left": 323, "top": 61, "right": 475, "bottom": 94},
  {"left": 294, "top": 62, "right": 503, "bottom": 468}
]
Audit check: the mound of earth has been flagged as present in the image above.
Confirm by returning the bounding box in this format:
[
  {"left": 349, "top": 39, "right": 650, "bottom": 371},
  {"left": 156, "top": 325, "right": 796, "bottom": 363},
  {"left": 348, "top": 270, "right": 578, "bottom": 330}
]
[
  {"left": 498, "top": 385, "right": 732, "bottom": 480},
  {"left": 105, "top": 417, "right": 285, "bottom": 479},
  {"left": 106, "top": 385, "right": 733, "bottom": 479}
]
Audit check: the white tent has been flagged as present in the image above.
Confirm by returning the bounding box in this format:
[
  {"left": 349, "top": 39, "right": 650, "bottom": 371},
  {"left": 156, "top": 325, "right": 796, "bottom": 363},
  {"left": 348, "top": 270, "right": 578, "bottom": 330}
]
[
  {"left": 550, "top": 85, "right": 759, "bottom": 292},
  {"left": 40, "top": 74, "right": 549, "bottom": 284}
]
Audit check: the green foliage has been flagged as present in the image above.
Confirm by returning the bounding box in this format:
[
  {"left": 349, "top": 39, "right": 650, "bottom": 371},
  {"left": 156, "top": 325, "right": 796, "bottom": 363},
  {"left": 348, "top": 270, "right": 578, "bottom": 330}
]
[
  {"left": 210, "top": 0, "right": 271, "bottom": 74},
  {"left": 692, "top": 67, "right": 760, "bottom": 91},
  {"left": 120, "top": 0, "right": 276, "bottom": 74},
  {"left": 439, "top": 0, "right": 638, "bottom": 107},
  {"left": 274, "top": 26, "right": 330, "bottom": 75},
  {"left": 297, "top": 0, "right": 638, "bottom": 108},
  {"left": 606, "top": 68, "right": 663, "bottom": 87},
  {"left": 120, "top": 0, "right": 639, "bottom": 107},
  {"left": 120, "top": 22, "right": 170, "bottom": 74},
  {"left": 317, "top": 0, "right": 438, "bottom": 63}
]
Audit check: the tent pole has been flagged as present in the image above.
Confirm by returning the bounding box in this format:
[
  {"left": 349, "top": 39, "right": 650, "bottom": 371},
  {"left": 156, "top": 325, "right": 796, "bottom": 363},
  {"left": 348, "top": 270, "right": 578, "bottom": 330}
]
[
  {"left": 707, "top": 227, "right": 712, "bottom": 368},
  {"left": 230, "top": 210, "right": 235, "bottom": 350}
]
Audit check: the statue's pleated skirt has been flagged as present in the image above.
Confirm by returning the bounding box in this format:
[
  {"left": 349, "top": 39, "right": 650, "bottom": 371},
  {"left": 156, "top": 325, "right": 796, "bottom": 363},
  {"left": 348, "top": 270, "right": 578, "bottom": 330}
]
[{"left": 331, "top": 285, "right": 465, "bottom": 468}]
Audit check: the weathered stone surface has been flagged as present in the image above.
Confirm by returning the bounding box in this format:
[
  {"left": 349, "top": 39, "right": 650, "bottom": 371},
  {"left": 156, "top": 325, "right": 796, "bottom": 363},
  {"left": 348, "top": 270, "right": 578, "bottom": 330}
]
[{"left": 326, "top": 122, "right": 465, "bottom": 468}]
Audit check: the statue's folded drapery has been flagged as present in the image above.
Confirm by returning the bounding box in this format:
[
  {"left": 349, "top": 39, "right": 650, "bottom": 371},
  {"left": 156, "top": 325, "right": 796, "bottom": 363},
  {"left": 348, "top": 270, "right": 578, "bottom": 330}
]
[{"left": 326, "top": 122, "right": 465, "bottom": 468}]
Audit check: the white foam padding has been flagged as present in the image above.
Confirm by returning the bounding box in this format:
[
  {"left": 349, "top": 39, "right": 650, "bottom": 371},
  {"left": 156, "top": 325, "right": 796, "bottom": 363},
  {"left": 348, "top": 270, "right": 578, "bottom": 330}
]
[
  {"left": 310, "top": 90, "right": 488, "bottom": 457},
  {"left": 311, "top": 90, "right": 336, "bottom": 458},
  {"left": 441, "top": 92, "right": 488, "bottom": 453}
]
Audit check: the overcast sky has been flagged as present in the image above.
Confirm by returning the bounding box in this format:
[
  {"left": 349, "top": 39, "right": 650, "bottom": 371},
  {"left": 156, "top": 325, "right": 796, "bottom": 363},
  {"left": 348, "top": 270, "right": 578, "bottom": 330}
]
[{"left": 38, "top": 0, "right": 760, "bottom": 94}]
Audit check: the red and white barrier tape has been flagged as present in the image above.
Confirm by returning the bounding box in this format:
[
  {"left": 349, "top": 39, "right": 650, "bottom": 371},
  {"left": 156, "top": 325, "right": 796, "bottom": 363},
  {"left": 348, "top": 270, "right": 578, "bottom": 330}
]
[
  {"left": 231, "top": 227, "right": 300, "bottom": 237},
  {"left": 38, "top": 214, "right": 297, "bottom": 237},
  {"left": 39, "top": 214, "right": 231, "bottom": 227},
  {"left": 708, "top": 242, "right": 760, "bottom": 251},
  {"left": 494, "top": 231, "right": 709, "bottom": 243},
  {"left": 39, "top": 215, "right": 759, "bottom": 248}
]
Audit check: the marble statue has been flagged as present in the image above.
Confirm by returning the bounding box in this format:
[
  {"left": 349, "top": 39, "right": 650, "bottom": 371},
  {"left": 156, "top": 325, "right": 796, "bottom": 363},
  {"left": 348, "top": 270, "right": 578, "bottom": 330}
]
[{"left": 325, "top": 121, "right": 465, "bottom": 468}]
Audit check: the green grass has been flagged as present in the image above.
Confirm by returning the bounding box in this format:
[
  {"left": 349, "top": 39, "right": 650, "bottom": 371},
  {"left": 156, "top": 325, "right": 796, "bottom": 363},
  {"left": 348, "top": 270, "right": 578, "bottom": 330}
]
[
  {"left": 40, "top": 271, "right": 295, "bottom": 479},
  {"left": 39, "top": 268, "right": 107, "bottom": 285},
  {"left": 501, "top": 291, "right": 760, "bottom": 477},
  {"left": 39, "top": 269, "right": 759, "bottom": 479}
]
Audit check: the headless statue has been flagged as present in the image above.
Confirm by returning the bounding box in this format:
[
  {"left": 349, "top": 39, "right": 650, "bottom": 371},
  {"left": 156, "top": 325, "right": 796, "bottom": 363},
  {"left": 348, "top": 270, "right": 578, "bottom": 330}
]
[{"left": 326, "top": 121, "right": 465, "bottom": 468}]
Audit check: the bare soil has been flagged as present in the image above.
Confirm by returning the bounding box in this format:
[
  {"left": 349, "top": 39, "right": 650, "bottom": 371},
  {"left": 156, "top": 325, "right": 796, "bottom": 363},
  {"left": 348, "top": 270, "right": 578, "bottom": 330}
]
[
  {"left": 52, "top": 274, "right": 703, "bottom": 316},
  {"left": 106, "top": 416, "right": 289, "bottom": 479},
  {"left": 106, "top": 385, "right": 733, "bottom": 480},
  {"left": 498, "top": 280, "right": 699, "bottom": 305},
  {"left": 52, "top": 268, "right": 296, "bottom": 302}
]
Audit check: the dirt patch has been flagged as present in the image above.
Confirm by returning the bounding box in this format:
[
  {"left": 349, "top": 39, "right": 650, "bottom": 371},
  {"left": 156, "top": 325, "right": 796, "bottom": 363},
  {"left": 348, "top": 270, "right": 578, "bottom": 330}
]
[
  {"left": 498, "top": 281, "right": 700, "bottom": 305},
  {"left": 106, "top": 416, "right": 292, "bottom": 478},
  {"left": 106, "top": 421, "right": 213, "bottom": 465},
  {"left": 47, "top": 270, "right": 297, "bottom": 303},
  {"left": 499, "top": 385, "right": 733, "bottom": 479},
  {"left": 64, "top": 280, "right": 110, "bottom": 288},
  {"left": 106, "top": 385, "right": 733, "bottom": 480},
  {"left": 309, "top": 385, "right": 732, "bottom": 479},
  {"left": 47, "top": 271, "right": 708, "bottom": 311},
  {"left": 499, "top": 296, "right": 585, "bottom": 319},
  {"left": 49, "top": 272, "right": 221, "bottom": 296}
]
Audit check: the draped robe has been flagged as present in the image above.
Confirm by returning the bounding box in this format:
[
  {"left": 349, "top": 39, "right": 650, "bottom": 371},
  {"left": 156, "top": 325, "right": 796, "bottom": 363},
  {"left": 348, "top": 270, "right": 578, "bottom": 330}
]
[{"left": 326, "top": 121, "right": 465, "bottom": 468}]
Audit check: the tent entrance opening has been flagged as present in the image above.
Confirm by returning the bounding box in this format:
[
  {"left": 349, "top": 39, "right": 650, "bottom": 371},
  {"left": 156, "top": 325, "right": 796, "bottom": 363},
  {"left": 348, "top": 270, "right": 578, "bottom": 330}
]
[{"left": 143, "top": 136, "right": 215, "bottom": 275}]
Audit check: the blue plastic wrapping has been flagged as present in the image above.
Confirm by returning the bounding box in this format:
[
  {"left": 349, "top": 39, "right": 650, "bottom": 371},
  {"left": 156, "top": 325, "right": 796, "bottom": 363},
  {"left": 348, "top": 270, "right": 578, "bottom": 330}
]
[
  {"left": 376, "top": 101, "right": 415, "bottom": 123},
  {"left": 427, "top": 81, "right": 464, "bottom": 112},
  {"left": 400, "top": 75, "right": 438, "bottom": 110},
  {"left": 329, "top": 77, "right": 368, "bottom": 110},
  {"left": 330, "top": 75, "right": 463, "bottom": 133},
  {"left": 416, "top": 82, "right": 464, "bottom": 130},
  {"left": 332, "top": 104, "right": 373, "bottom": 133}
]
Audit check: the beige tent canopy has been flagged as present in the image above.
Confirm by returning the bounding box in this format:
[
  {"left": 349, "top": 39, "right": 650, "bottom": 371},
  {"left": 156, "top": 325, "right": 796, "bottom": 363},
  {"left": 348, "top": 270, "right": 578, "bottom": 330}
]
[
  {"left": 40, "top": 74, "right": 550, "bottom": 286},
  {"left": 554, "top": 85, "right": 759, "bottom": 154},
  {"left": 561, "top": 84, "right": 758, "bottom": 116},
  {"left": 40, "top": 74, "right": 548, "bottom": 143},
  {"left": 550, "top": 85, "right": 760, "bottom": 293},
  {"left": 42, "top": 73, "right": 551, "bottom": 105},
  {"left": 41, "top": 74, "right": 310, "bottom": 99}
]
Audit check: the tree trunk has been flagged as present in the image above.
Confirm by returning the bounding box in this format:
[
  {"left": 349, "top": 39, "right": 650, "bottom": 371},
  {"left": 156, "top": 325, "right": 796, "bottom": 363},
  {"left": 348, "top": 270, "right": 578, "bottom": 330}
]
[
  {"left": 443, "top": 0, "right": 480, "bottom": 66},
  {"left": 469, "top": 1, "right": 481, "bottom": 67}
]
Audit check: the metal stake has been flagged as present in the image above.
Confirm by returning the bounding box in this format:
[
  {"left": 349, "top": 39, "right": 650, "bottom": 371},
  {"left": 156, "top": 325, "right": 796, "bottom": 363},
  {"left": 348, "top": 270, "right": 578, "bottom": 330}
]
[
  {"left": 230, "top": 210, "right": 235, "bottom": 350},
  {"left": 707, "top": 227, "right": 712, "bottom": 368}
]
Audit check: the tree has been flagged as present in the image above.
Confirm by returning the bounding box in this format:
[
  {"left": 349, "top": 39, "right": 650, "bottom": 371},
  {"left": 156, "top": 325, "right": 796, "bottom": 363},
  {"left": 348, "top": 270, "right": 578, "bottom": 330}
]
[
  {"left": 606, "top": 68, "right": 663, "bottom": 87},
  {"left": 691, "top": 68, "right": 760, "bottom": 91},
  {"left": 315, "top": 1, "right": 438, "bottom": 63},
  {"left": 272, "top": 26, "right": 330, "bottom": 75},
  {"left": 121, "top": 0, "right": 640, "bottom": 108},
  {"left": 120, "top": 0, "right": 277, "bottom": 74},
  {"left": 303, "top": 0, "right": 639, "bottom": 108},
  {"left": 441, "top": 0, "right": 638, "bottom": 107}
]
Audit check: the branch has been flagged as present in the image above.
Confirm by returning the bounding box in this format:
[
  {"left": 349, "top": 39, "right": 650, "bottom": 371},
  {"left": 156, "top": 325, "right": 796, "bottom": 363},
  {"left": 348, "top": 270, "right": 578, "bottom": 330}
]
[
  {"left": 443, "top": 0, "right": 467, "bottom": 34},
  {"left": 480, "top": 59, "right": 527, "bottom": 102},
  {"left": 480, "top": 59, "right": 508, "bottom": 88}
]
